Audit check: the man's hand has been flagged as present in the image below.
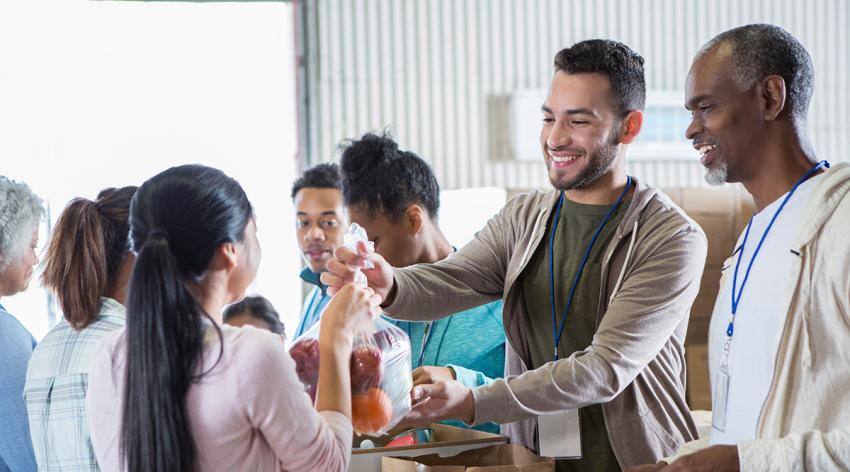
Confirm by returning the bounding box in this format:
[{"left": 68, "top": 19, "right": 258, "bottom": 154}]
[
  {"left": 320, "top": 241, "right": 395, "bottom": 301},
  {"left": 400, "top": 380, "right": 475, "bottom": 428},
  {"left": 412, "top": 366, "right": 456, "bottom": 386},
  {"left": 664, "top": 445, "right": 739, "bottom": 472}
]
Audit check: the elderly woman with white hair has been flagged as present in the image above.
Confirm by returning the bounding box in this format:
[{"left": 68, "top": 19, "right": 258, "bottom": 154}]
[{"left": 0, "top": 175, "right": 42, "bottom": 472}]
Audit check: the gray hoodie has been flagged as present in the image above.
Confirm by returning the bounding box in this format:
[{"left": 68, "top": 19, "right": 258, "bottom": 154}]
[{"left": 385, "top": 178, "right": 707, "bottom": 468}]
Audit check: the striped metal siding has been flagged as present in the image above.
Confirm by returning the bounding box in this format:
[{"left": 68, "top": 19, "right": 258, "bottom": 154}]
[{"left": 297, "top": 0, "right": 849, "bottom": 189}]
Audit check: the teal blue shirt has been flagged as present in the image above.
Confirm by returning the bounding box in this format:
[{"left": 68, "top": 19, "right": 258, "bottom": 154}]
[
  {"left": 388, "top": 300, "right": 505, "bottom": 434},
  {"left": 294, "top": 268, "right": 332, "bottom": 339}
]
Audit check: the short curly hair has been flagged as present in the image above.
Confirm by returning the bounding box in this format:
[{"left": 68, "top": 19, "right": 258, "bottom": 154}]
[
  {"left": 554, "top": 39, "right": 646, "bottom": 115},
  {"left": 339, "top": 132, "right": 440, "bottom": 221},
  {"left": 0, "top": 176, "right": 45, "bottom": 270},
  {"left": 291, "top": 163, "right": 341, "bottom": 199}
]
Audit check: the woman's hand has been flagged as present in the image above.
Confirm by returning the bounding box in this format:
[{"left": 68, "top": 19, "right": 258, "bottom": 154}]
[
  {"left": 319, "top": 283, "right": 382, "bottom": 347},
  {"left": 315, "top": 283, "right": 382, "bottom": 417}
]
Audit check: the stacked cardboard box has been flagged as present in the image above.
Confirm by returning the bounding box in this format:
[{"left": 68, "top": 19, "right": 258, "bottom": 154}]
[
  {"left": 351, "top": 424, "right": 507, "bottom": 472},
  {"left": 664, "top": 185, "right": 755, "bottom": 410}
]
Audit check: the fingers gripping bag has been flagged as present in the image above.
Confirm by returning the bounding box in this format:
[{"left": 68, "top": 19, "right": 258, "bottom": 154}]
[{"left": 289, "top": 223, "right": 413, "bottom": 435}]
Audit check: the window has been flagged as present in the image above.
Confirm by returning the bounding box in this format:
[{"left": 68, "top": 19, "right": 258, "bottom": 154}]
[
  {"left": 0, "top": 1, "right": 301, "bottom": 339},
  {"left": 629, "top": 91, "right": 698, "bottom": 161}
]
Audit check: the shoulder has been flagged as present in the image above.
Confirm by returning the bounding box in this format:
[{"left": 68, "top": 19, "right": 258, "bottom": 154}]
[
  {"left": 635, "top": 186, "right": 708, "bottom": 248},
  {"left": 219, "top": 325, "right": 295, "bottom": 399},
  {"left": 502, "top": 190, "right": 557, "bottom": 221},
  {"left": 27, "top": 321, "right": 74, "bottom": 377},
  {"left": 86, "top": 328, "right": 127, "bottom": 391},
  {"left": 222, "top": 325, "right": 289, "bottom": 371},
  {"left": 0, "top": 308, "right": 36, "bottom": 350}
]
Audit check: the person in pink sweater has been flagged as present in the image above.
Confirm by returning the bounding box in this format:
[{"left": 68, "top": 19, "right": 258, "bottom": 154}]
[{"left": 86, "top": 164, "right": 381, "bottom": 472}]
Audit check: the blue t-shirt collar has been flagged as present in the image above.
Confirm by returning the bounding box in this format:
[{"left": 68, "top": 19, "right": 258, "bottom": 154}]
[{"left": 299, "top": 267, "right": 328, "bottom": 295}]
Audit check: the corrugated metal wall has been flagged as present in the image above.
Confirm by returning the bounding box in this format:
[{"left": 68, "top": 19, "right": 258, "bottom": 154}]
[{"left": 296, "top": 0, "right": 849, "bottom": 190}]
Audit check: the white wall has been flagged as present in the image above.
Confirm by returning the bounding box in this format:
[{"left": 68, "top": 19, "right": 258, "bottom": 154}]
[
  {"left": 0, "top": 0, "right": 302, "bottom": 339},
  {"left": 299, "top": 0, "right": 849, "bottom": 190}
]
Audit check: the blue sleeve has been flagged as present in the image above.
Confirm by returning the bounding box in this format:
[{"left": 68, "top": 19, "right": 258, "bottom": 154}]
[
  {"left": 447, "top": 301, "right": 505, "bottom": 388},
  {"left": 446, "top": 364, "right": 495, "bottom": 388},
  {"left": 0, "top": 314, "right": 37, "bottom": 472}
]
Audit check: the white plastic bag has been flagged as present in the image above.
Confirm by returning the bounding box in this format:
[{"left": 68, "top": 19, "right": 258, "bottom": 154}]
[
  {"left": 343, "top": 222, "right": 374, "bottom": 283},
  {"left": 289, "top": 223, "right": 413, "bottom": 435},
  {"left": 289, "top": 318, "right": 413, "bottom": 435}
]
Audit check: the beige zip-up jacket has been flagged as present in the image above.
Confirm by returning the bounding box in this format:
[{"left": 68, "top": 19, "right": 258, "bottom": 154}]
[
  {"left": 385, "top": 179, "right": 707, "bottom": 468},
  {"left": 716, "top": 162, "right": 850, "bottom": 470}
]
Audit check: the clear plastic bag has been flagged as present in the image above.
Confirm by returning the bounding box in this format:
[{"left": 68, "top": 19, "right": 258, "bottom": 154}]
[
  {"left": 289, "top": 318, "right": 413, "bottom": 435},
  {"left": 289, "top": 223, "right": 413, "bottom": 435},
  {"left": 343, "top": 222, "right": 374, "bottom": 284}
]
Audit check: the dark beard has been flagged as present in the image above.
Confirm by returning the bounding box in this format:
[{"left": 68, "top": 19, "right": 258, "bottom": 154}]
[{"left": 549, "top": 134, "right": 620, "bottom": 191}]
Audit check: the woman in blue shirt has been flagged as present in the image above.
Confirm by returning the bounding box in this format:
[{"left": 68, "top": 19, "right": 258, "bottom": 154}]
[
  {"left": 338, "top": 133, "right": 506, "bottom": 434},
  {"left": 0, "top": 175, "right": 43, "bottom": 472}
]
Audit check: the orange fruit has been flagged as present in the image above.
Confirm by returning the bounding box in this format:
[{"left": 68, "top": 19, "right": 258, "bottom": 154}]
[{"left": 351, "top": 387, "right": 392, "bottom": 434}]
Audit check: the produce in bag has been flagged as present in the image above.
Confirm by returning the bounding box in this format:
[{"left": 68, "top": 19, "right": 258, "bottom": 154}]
[{"left": 288, "top": 223, "right": 413, "bottom": 435}]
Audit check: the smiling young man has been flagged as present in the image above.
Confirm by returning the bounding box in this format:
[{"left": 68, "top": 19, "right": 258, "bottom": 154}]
[
  {"left": 291, "top": 163, "right": 346, "bottom": 338},
  {"left": 632, "top": 24, "right": 850, "bottom": 472},
  {"left": 322, "top": 40, "right": 707, "bottom": 470}
]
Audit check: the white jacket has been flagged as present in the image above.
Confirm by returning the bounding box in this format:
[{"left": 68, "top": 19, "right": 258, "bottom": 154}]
[
  {"left": 735, "top": 162, "right": 850, "bottom": 470},
  {"left": 673, "top": 163, "right": 850, "bottom": 471}
]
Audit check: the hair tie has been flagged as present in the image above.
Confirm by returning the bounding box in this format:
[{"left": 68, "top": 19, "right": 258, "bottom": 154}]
[{"left": 148, "top": 227, "right": 169, "bottom": 241}]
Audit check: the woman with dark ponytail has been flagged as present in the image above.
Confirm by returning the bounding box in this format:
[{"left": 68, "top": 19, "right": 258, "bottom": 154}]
[
  {"left": 25, "top": 185, "right": 136, "bottom": 471},
  {"left": 86, "top": 165, "right": 380, "bottom": 472}
]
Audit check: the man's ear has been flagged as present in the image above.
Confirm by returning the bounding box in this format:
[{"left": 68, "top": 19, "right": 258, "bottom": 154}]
[
  {"left": 405, "top": 205, "right": 425, "bottom": 236},
  {"left": 212, "top": 241, "right": 239, "bottom": 272},
  {"left": 761, "top": 75, "right": 787, "bottom": 122},
  {"left": 618, "top": 110, "right": 643, "bottom": 144}
]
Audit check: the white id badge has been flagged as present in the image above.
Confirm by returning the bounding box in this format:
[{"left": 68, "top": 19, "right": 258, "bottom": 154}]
[
  {"left": 538, "top": 409, "right": 582, "bottom": 459},
  {"left": 712, "top": 367, "right": 730, "bottom": 432}
]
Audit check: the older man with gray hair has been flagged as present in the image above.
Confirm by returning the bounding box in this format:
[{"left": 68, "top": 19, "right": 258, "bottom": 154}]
[
  {"left": 631, "top": 23, "right": 850, "bottom": 472},
  {"left": 0, "top": 175, "right": 43, "bottom": 472}
]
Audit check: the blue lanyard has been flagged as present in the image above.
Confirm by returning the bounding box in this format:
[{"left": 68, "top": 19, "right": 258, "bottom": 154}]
[
  {"left": 728, "top": 160, "right": 829, "bottom": 338},
  {"left": 406, "top": 318, "right": 452, "bottom": 368},
  {"left": 406, "top": 246, "right": 458, "bottom": 368},
  {"left": 416, "top": 322, "right": 437, "bottom": 368},
  {"left": 549, "top": 176, "right": 633, "bottom": 361}
]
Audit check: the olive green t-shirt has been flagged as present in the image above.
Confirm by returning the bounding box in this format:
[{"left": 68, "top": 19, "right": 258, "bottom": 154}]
[{"left": 519, "top": 195, "right": 628, "bottom": 472}]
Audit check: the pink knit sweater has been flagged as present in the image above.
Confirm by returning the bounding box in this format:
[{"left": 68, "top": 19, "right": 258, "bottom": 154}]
[{"left": 86, "top": 325, "right": 352, "bottom": 471}]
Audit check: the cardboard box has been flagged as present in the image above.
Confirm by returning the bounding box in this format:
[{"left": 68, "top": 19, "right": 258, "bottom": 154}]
[
  {"left": 679, "top": 187, "right": 737, "bottom": 215},
  {"left": 692, "top": 213, "right": 737, "bottom": 264},
  {"left": 686, "top": 344, "right": 711, "bottom": 410},
  {"left": 665, "top": 186, "right": 744, "bottom": 265},
  {"left": 351, "top": 424, "right": 508, "bottom": 472},
  {"left": 382, "top": 444, "right": 554, "bottom": 471},
  {"left": 689, "top": 263, "right": 724, "bottom": 322},
  {"left": 686, "top": 316, "right": 711, "bottom": 346}
]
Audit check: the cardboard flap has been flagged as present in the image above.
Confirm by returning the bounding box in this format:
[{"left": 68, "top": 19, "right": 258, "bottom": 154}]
[{"left": 381, "top": 444, "right": 555, "bottom": 471}]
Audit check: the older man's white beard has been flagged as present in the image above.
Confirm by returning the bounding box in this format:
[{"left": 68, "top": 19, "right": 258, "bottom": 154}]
[{"left": 704, "top": 159, "right": 729, "bottom": 186}]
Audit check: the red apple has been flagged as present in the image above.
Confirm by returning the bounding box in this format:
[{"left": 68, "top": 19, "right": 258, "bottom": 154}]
[
  {"left": 350, "top": 344, "right": 383, "bottom": 394},
  {"left": 289, "top": 338, "right": 320, "bottom": 386}
]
